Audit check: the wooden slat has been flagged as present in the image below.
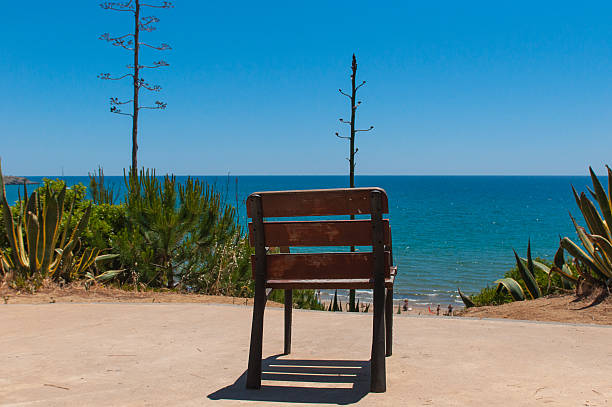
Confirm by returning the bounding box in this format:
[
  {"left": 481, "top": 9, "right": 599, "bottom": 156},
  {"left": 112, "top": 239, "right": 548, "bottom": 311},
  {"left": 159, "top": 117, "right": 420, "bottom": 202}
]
[
  {"left": 246, "top": 187, "right": 388, "bottom": 218},
  {"left": 251, "top": 252, "right": 390, "bottom": 280},
  {"left": 265, "top": 276, "right": 396, "bottom": 289},
  {"left": 248, "top": 220, "right": 390, "bottom": 247}
]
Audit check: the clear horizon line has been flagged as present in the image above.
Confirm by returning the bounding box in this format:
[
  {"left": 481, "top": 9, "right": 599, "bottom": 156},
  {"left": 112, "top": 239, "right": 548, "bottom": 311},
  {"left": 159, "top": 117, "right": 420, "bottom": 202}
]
[{"left": 14, "top": 173, "right": 595, "bottom": 177}]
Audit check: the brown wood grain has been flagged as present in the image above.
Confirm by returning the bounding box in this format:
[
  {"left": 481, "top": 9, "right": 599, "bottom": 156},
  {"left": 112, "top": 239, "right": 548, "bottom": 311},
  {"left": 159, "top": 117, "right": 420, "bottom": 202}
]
[
  {"left": 265, "top": 276, "right": 396, "bottom": 289},
  {"left": 248, "top": 219, "right": 390, "bottom": 247},
  {"left": 246, "top": 187, "right": 388, "bottom": 218},
  {"left": 251, "top": 252, "right": 390, "bottom": 280}
]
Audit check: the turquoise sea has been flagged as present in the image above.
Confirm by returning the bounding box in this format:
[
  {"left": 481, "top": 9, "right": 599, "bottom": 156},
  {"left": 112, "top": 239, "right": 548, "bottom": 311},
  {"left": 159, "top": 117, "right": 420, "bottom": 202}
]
[{"left": 4, "top": 175, "right": 592, "bottom": 306}]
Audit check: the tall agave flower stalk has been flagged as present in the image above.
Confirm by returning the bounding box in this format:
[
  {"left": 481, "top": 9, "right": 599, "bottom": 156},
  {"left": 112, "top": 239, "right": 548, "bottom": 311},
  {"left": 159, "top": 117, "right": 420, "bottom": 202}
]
[{"left": 555, "top": 167, "right": 612, "bottom": 292}]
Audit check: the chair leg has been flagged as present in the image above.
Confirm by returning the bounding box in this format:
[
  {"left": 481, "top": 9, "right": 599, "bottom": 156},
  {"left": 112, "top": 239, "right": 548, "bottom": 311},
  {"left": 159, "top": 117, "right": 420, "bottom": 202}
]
[
  {"left": 385, "top": 286, "right": 393, "bottom": 357},
  {"left": 284, "top": 289, "right": 292, "bottom": 355},
  {"left": 370, "top": 279, "right": 387, "bottom": 393},
  {"left": 246, "top": 281, "right": 266, "bottom": 389}
]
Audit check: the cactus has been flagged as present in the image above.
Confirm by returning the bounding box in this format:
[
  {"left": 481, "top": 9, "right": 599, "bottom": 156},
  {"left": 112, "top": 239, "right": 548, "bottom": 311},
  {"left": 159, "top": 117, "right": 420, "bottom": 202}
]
[{"left": 0, "top": 159, "right": 92, "bottom": 279}]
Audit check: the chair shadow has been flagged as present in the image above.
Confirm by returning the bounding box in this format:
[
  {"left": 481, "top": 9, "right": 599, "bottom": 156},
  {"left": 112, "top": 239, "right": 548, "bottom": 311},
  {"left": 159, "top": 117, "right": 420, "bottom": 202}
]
[{"left": 207, "top": 355, "right": 370, "bottom": 405}]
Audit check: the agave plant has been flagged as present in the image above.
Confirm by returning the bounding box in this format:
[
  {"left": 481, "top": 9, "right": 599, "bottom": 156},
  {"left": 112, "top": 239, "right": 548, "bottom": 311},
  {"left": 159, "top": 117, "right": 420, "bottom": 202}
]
[
  {"left": 554, "top": 167, "right": 612, "bottom": 292},
  {"left": 0, "top": 159, "right": 117, "bottom": 283},
  {"left": 0, "top": 161, "right": 91, "bottom": 278},
  {"left": 459, "top": 241, "right": 573, "bottom": 307}
]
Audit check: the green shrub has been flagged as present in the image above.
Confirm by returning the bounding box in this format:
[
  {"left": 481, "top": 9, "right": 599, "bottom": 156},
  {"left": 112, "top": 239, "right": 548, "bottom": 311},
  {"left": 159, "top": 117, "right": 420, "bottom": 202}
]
[
  {"left": 112, "top": 169, "right": 244, "bottom": 290},
  {"left": 85, "top": 203, "right": 128, "bottom": 252},
  {"left": 269, "top": 288, "right": 325, "bottom": 311},
  {"left": 468, "top": 285, "right": 513, "bottom": 306},
  {"left": 461, "top": 254, "right": 573, "bottom": 307}
]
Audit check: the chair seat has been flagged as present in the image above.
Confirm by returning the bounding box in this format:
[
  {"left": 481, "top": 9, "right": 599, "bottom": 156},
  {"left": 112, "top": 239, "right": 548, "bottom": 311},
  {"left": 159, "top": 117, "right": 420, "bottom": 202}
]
[{"left": 266, "top": 267, "right": 396, "bottom": 289}]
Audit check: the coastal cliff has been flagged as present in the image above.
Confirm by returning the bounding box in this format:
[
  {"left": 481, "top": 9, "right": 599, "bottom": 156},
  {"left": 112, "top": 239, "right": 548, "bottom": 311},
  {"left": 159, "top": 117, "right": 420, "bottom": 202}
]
[{"left": 2, "top": 176, "right": 37, "bottom": 185}]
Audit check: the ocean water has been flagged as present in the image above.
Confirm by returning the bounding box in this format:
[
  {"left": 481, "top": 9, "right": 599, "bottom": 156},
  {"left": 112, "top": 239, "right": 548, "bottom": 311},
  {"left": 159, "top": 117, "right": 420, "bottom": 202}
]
[{"left": 3, "top": 175, "right": 591, "bottom": 306}]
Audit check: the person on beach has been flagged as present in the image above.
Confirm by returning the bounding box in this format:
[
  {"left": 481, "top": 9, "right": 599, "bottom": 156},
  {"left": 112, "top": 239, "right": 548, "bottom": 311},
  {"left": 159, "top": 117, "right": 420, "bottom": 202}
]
[
  {"left": 436, "top": 304, "right": 441, "bottom": 315},
  {"left": 403, "top": 299, "right": 409, "bottom": 311},
  {"left": 448, "top": 304, "right": 453, "bottom": 316}
]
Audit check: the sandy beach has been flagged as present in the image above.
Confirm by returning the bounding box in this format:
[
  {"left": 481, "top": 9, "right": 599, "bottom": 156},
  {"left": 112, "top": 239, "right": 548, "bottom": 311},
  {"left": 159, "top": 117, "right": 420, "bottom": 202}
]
[{"left": 1, "top": 302, "right": 610, "bottom": 406}]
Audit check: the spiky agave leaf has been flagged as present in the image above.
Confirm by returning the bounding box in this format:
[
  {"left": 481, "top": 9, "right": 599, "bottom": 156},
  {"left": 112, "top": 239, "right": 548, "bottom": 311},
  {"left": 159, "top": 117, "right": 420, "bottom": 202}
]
[
  {"left": 513, "top": 249, "right": 541, "bottom": 299},
  {"left": 70, "top": 248, "right": 101, "bottom": 279},
  {"left": 589, "top": 167, "right": 612, "bottom": 240},
  {"left": 0, "top": 161, "right": 23, "bottom": 269},
  {"left": 586, "top": 185, "right": 598, "bottom": 202},
  {"left": 95, "top": 254, "right": 120, "bottom": 263},
  {"left": 553, "top": 244, "right": 565, "bottom": 269},
  {"left": 550, "top": 245, "right": 578, "bottom": 283},
  {"left": 579, "top": 193, "right": 608, "bottom": 239},
  {"left": 0, "top": 250, "right": 13, "bottom": 273},
  {"left": 560, "top": 237, "right": 610, "bottom": 281},
  {"left": 26, "top": 211, "right": 39, "bottom": 275},
  {"left": 457, "top": 288, "right": 475, "bottom": 308},
  {"left": 39, "top": 192, "right": 60, "bottom": 276},
  {"left": 526, "top": 239, "right": 535, "bottom": 274},
  {"left": 494, "top": 278, "right": 525, "bottom": 301},
  {"left": 585, "top": 235, "right": 612, "bottom": 278},
  {"left": 607, "top": 165, "right": 612, "bottom": 203},
  {"left": 94, "top": 269, "right": 124, "bottom": 282}
]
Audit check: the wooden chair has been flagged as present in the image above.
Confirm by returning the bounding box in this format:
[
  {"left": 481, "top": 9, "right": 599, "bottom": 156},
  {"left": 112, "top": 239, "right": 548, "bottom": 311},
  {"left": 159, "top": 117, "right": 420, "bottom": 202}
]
[{"left": 245, "top": 187, "right": 396, "bottom": 393}]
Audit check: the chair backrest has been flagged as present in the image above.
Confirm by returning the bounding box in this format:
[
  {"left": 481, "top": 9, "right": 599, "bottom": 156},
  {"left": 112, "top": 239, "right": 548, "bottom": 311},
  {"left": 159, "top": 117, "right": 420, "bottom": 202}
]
[{"left": 247, "top": 188, "right": 391, "bottom": 281}]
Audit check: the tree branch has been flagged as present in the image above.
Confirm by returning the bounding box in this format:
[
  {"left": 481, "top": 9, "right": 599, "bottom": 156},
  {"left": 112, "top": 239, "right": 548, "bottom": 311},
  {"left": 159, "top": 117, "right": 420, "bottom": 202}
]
[
  {"left": 339, "top": 118, "right": 352, "bottom": 125},
  {"left": 338, "top": 89, "right": 351, "bottom": 98},
  {"left": 139, "top": 16, "right": 160, "bottom": 32},
  {"left": 139, "top": 101, "right": 167, "bottom": 110},
  {"left": 110, "top": 106, "right": 133, "bottom": 117},
  {"left": 139, "top": 42, "right": 171, "bottom": 51},
  {"left": 127, "top": 60, "right": 169, "bottom": 69},
  {"left": 110, "top": 97, "right": 133, "bottom": 105},
  {"left": 137, "top": 79, "right": 162, "bottom": 91},
  {"left": 355, "top": 126, "right": 374, "bottom": 132},
  {"left": 140, "top": 16, "right": 159, "bottom": 25},
  {"left": 99, "top": 33, "right": 135, "bottom": 50},
  {"left": 355, "top": 80, "right": 366, "bottom": 91},
  {"left": 99, "top": 73, "right": 133, "bottom": 81},
  {"left": 141, "top": 1, "right": 174, "bottom": 8},
  {"left": 100, "top": 1, "right": 136, "bottom": 12},
  {"left": 335, "top": 132, "right": 350, "bottom": 140}
]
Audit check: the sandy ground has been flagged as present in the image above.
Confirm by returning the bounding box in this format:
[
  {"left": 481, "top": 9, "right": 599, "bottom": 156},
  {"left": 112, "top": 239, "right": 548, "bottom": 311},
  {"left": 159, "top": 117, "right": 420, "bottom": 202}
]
[
  {"left": 0, "top": 285, "right": 281, "bottom": 307},
  {"left": 1, "top": 303, "right": 611, "bottom": 406},
  {"left": 0, "top": 285, "right": 430, "bottom": 315},
  {"left": 3, "top": 285, "right": 611, "bottom": 325},
  {"left": 459, "top": 293, "right": 612, "bottom": 326}
]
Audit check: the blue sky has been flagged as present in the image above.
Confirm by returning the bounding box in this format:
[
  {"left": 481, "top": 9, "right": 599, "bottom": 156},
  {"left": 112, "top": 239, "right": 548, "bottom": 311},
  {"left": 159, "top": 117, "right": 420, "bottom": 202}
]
[{"left": 1, "top": 1, "right": 611, "bottom": 175}]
